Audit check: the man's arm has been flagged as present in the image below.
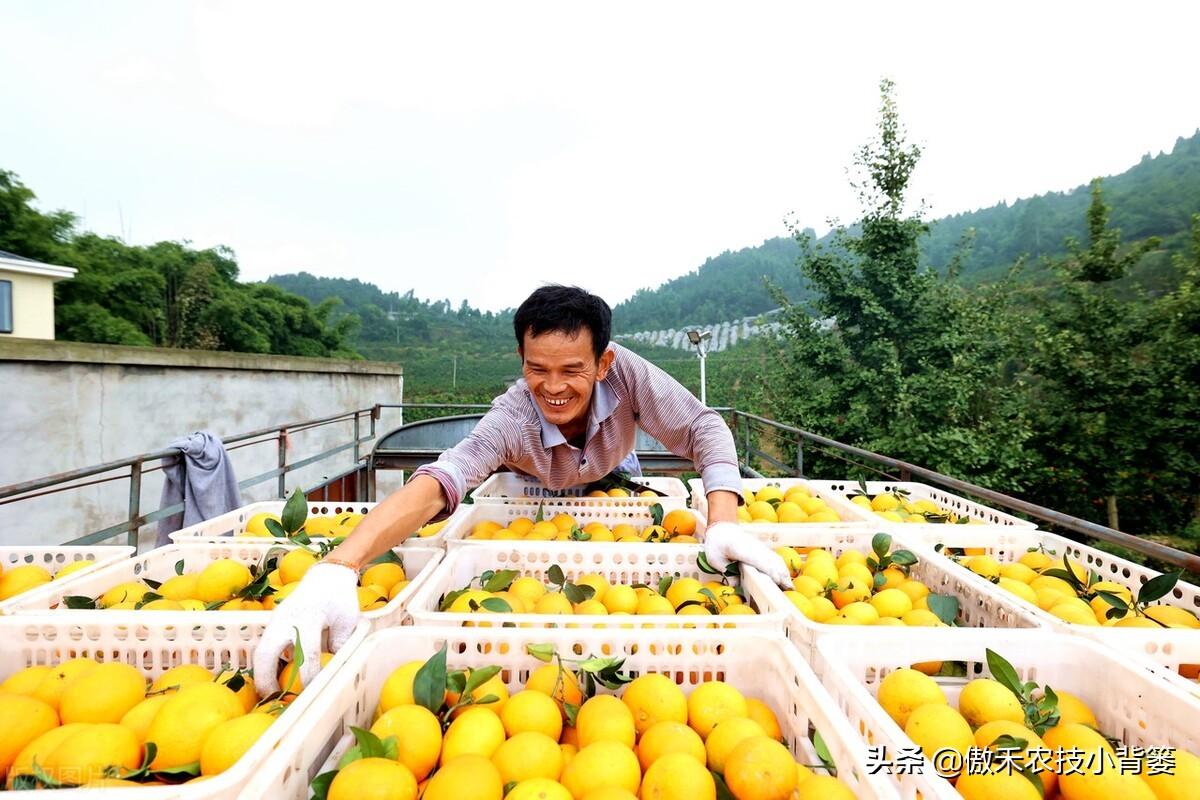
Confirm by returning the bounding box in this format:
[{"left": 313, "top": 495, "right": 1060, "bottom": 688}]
[
  {"left": 325, "top": 406, "right": 521, "bottom": 567},
  {"left": 614, "top": 346, "right": 742, "bottom": 502},
  {"left": 324, "top": 475, "right": 445, "bottom": 569},
  {"left": 705, "top": 488, "right": 740, "bottom": 526}
]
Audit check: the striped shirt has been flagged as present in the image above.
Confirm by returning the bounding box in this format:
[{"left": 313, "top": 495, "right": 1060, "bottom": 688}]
[{"left": 414, "top": 342, "right": 741, "bottom": 515}]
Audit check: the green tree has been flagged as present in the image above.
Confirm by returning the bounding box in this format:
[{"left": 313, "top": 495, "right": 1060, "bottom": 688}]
[
  {"left": 1141, "top": 214, "right": 1200, "bottom": 534},
  {"left": 771, "top": 79, "right": 1035, "bottom": 488},
  {"left": 0, "top": 169, "right": 358, "bottom": 359},
  {"left": 1023, "top": 180, "right": 1161, "bottom": 528}
]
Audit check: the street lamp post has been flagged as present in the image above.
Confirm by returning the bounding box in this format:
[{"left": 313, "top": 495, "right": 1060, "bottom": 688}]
[{"left": 686, "top": 329, "right": 712, "bottom": 405}]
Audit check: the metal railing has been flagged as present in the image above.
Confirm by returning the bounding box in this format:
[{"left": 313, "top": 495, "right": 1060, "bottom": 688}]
[
  {"left": 3, "top": 400, "right": 1195, "bottom": 574},
  {"left": 0, "top": 407, "right": 380, "bottom": 548},
  {"left": 722, "top": 409, "right": 1200, "bottom": 574}
]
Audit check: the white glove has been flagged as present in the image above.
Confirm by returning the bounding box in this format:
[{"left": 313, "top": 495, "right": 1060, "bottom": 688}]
[
  {"left": 703, "top": 521, "right": 793, "bottom": 589},
  {"left": 253, "top": 562, "right": 359, "bottom": 696}
]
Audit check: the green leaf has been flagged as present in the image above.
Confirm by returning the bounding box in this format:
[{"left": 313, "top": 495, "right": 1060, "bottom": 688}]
[
  {"left": 890, "top": 550, "right": 917, "bottom": 566},
  {"left": 563, "top": 701, "right": 580, "bottom": 727},
  {"left": 1020, "top": 766, "right": 1046, "bottom": 798},
  {"left": 479, "top": 597, "right": 513, "bottom": 613},
  {"left": 696, "top": 552, "right": 720, "bottom": 575},
  {"left": 563, "top": 582, "right": 595, "bottom": 605},
  {"left": 1040, "top": 568, "right": 1075, "bottom": 583},
  {"left": 336, "top": 746, "right": 364, "bottom": 770},
  {"left": 464, "top": 666, "right": 502, "bottom": 694},
  {"left": 650, "top": 502, "right": 664, "bottom": 526},
  {"left": 812, "top": 730, "right": 836, "bottom": 775},
  {"left": 150, "top": 760, "right": 201, "bottom": 779},
  {"left": 412, "top": 644, "right": 448, "bottom": 714},
  {"left": 985, "top": 649, "right": 1026, "bottom": 701},
  {"left": 222, "top": 671, "right": 247, "bottom": 693},
  {"left": 264, "top": 518, "right": 288, "bottom": 538},
  {"left": 446, "top": 670, "right": 467, "bottom": 695},
  {"left": 310, "top": 770, "right": 337, "bottom": 800},
  {"left": 577, "top": 656, "right": 623, "bottom": 673},
  {"left": 872, "top": 572, "right": 887, "bottom": 589},
  {"left": 547, "top": 564, "right": 566, "bottom": 586},
  {"left": 535, "top": 502, "right": 545, "bottom": 523},
  {"left": 1138, "top": 570, "right": 1182, "bottom": 605},
  {"left": 1095, "top": 591, "right": 1130, "bottom": 610},
  {"left": 348, "top": 726, "right": 394, "bottom": 760},
  {"left": 473, "top": 693, "right": 501, "bottom": 706},
  {"left": 871, "top": 533, "right": 892, "bottom": 559},
  {"left": 482, "top": 570, "right": 518, "bottom": 593},
  {"left": 504, "top": 782, "right": 518, "bottom": 797},
  {"left": 439, "top": 588, "right": 467, "bottom": 612},
  {"left": 658, "top": 575, "right": 674, "bottom": 597},
  {"left": 368, "top": 549, "right": 405, "bottom": 566},
  {"left": 63, "top": 595, "right": 97, "bottom": 609},
  {"left": 174, "top": 559, "right": 185, "bottom": 575},
  {"left": 525, "top": 643, "right": 556, "bottom": 662},
  {"left": 926, "top": 594, "right": 959, "bottom": 626},
  {"left": 989, "top": 734, "right": 1029, "bottom": 751},
  {"left": 134, "top": 592, "right": 164, "bottom": 609},
  {"left": 569, "top": 528, "right": 592, "bottom": 541},
  {"left": 281, "top": 488, "right": 308, "bottom": 534},
  {"left": 711, "top": 770, "right": 737, "bottom": 800}
]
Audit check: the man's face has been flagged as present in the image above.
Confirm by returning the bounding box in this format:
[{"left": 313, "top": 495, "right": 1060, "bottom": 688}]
[{"left": 521, "top": 328, "right": 614, "bottom": 430}]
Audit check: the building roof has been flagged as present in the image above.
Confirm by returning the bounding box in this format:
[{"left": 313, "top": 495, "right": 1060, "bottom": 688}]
[{"left": 0, "top": 249, "right": 77, "bottom": 280}]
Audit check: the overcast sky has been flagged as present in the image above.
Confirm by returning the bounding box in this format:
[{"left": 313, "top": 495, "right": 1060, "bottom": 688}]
[{"left": 2, "top": 1, "right": 1198, "bottom": 312}]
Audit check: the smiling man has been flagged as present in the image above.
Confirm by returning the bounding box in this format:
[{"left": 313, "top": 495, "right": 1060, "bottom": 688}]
[{"left": 254, "top": 285, "right": 792, "bottom": 694}]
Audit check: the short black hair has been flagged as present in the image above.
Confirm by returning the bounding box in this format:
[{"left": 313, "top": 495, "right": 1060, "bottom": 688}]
[{"left": 514, "top": 285, "right": 612, "bottom": 360}]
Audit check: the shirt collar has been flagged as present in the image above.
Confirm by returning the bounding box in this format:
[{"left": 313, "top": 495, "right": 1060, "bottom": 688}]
[{"left": 527, "top": 376, "right": 620, "bottom": 450}]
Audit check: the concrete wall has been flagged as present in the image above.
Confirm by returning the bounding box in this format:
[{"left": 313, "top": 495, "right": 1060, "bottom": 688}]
[
  {"left": 0, "top": 268, "right": 57, "bottom": 340},
  {"left": 0, "top": 338, "right": 405, "bottom": 548}
]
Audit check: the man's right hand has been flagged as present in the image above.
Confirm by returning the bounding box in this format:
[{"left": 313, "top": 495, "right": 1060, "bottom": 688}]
[{"left": 253, "top": 562, "right": 360, "bottom": 696}]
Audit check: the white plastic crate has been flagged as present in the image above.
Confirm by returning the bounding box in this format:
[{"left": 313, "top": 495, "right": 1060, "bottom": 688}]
[
  {"left": 751, "top": 528, "right": 1045, "bottom": 666},
  {"left": 817, "top": 627, "right": 1200, "bottom": 800},
  {"left": 440, "top": 502, "right": 706, "bottom": 547},
  {"left": 406, "top": 540, "right": 785, "bottom": 631},
  {"left": 688, "top": 477, "right": 871, "bottom": 529},
  {"left": 0, "top": 546, "right": 135, "bottom": 612},
  {"left": 3, "top": 542, "right": 443, "bottom": 633},
  {"left": 0, "top": 614, "right": 367, "bottom": 800},
  {"left": 909, "top": 526, "right": 1200, "bottom": 655},
  {"left": 167, "top": 500, "right": 450, "bottom": 547},
  {"left": 471, "top": 473, "right": 688, "bottom": 508},
  {"left": 241, "top": 625, "right": 901, "bottom": 800},
  {"left": 808, "top": 479, "right": 1037, "bottom": 530},
  {"left": 1094, "top": 628, "right": 1200, "bottom": 700}
]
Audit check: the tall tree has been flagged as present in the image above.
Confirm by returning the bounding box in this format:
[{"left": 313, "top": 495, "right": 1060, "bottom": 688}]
[
  {"left": 771, "top": 79, "right": 1035, "bottom": 488},
  {"left": 1023, "top": 180, "right": 1161, "bottom": 528}
]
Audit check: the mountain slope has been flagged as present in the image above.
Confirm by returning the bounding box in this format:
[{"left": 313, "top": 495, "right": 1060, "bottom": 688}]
[{"left": 612, "top": 129, "right": 1200, "bottom": 331}]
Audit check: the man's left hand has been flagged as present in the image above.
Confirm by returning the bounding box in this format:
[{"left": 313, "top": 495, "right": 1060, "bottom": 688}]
[{"left": 703, "top": 521, "right": 793, "bottom": 589}]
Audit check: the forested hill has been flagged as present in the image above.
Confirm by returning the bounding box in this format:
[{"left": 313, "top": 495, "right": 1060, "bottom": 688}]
[{"left": 612, "top": 129, "right": 1200, "bottom": 332}]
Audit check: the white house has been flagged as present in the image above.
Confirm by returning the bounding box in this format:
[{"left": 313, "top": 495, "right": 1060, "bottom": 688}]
[{"left": 0, "top": 250, "right": 77, "bottom": 340}]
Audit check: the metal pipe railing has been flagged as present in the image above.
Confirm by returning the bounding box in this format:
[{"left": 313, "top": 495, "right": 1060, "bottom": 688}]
[
  {"left": 4, "top": 399, "right": 1194, "bottom": 574},
  {"left": 0, "top": 407, "right": 379, "bottom": 549},
  {"left": 727, "top": 410, "right": 1200, "bottom": 574}
]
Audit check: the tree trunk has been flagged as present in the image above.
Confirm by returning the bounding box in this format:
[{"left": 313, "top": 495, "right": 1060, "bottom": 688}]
[{"left": 1106, "top": 495, "right": 1120, "bottom": 530}]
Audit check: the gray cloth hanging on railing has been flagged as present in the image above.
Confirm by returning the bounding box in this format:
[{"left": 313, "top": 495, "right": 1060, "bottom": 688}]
[{"left": 155, "top": 431, "right": 241, "bottom": 547}]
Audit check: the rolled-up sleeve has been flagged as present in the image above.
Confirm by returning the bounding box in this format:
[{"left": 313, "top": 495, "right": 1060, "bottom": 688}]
[
  {"left": 412, "top": 408, "right": 521, "bottom": 518},
  {"left": 618, "top": 349, "right": 741, "bottom": 496}
]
